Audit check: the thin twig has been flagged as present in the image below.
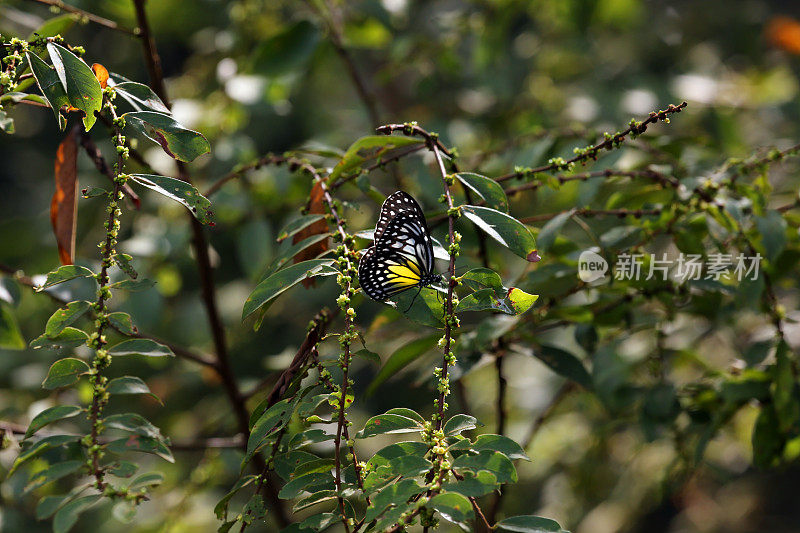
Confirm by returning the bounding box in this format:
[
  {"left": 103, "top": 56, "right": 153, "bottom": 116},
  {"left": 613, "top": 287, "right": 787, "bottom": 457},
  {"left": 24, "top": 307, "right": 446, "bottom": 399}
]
[
  {"left": 520, "top": 207, "right": 663, "bottom": 224},
  {"left": 494, "top": 102, "right": 688, "bottom": 182},
  {"left": 23, "top": 0, "right": 140, "bottom": 36}
]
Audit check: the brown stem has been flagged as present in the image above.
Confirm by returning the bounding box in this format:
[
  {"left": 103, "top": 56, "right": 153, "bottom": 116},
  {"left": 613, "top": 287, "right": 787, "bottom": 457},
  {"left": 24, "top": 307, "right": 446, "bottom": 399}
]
[
  {"left": 520, "top": 207, "right": 663, "bottom": 224},
  {"left": 78, "top": 131, "right": 140, "bottom": 208},
  {"left": 494, "top": 102, "right": 688, "bottom": 182},
  {"left": 130, "top": 0, "right": 287, "bottom": 525}
]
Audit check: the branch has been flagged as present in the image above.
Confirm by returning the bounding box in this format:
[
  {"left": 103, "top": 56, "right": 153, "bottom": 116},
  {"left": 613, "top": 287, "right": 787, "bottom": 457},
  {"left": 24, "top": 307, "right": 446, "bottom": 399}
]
[
  {"left": 309, "top": 0, "right": 381, "bottom": 125},
  {"left": 520, "top": 207, "right": 663, "bottom": 224},
  {"left": 23, "top": 0, "right": 140, "bottom": 36},
  {"left": 78, "top": 130, "right": 141, "bottom": 208},
  {"left": 494, "top": 102, "right": 688, "bottom": 182},
  {"left": 129, "top": 1, "right": 287, "bottom": 525}
]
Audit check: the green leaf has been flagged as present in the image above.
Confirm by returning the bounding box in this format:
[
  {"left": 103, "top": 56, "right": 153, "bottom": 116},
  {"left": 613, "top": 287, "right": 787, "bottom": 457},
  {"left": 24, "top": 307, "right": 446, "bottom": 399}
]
[
  {"left": 246, "top": 399, "right": 295, "bottom": 463},
  {"left": 496, "top": 515, "right": 568, "bottom": 532},
  {"left": 537, "top": 210, "right": 573, "bottom": 253},
  {"left": 288, "top": 428, "right": 335, "bottom": 449},
  {"left": 367, "top": 334, "right": 439, "bottom": 396},
  {"left": 107, "top": 376, "right": 161, "bottom": 403},
  {"left": 37, "top": 493, "right": 73, "bottom": 520},
  {"left": 45, "top": 301, "right": 91, "bottom": 337},
  {"left": 10, "top": 435, "right": 80, "bottom": 477},
  {"left": 108, "top": 338, "right": 174, "bottom": 357},
  {"left": 507, "top": 287, "right": 539, "bottom": 315},
  {"left": 390, "top": 287, "right": 445, "bottom": 328},
  {"left": 752, "top": 404, "right": 783, "bottom": 469},
  {"left": 36, "top": 265, "right": 95, "bottom": 291},
  {"left": 298, "top": 512, "right": 338, "bottom": 532},
  {"left": 274, "top": 451, "right": 320, "bottom": 481},
  {"left": 0, "top": 109, "right": 14, "bottom": 134},
  {"left": 533, "top": 345, "right": 592, "bottom": 389},
  {"left": 129, "top": 174, "right": 214, "bottom": 224},
  {"left": 42, "top": 358, "right": 90, "bottom": 389},
  {"left": 106, "top": 435, "right": 174, "bottom": 463},
  {"left": 449, "top": 434, "right": 530, "bottom": 461},
  {"left": 25, "top": 405, "right": 82, "bottom": 439},
  {"left": 428, "top": 492, "right": 473, "bottom": 525},
  {"left": 264, "top": 233, "right": 332, "bottom": 277},
  {"left": 104, "top": 413, "right": 162, "bottom": 439},
  {"left": 81, "top": 186, "right": 108, "bottom": 198},
  {"left": 27, "top": 51, "right": 70, "bottom": 130},
  {"left": 364, "top": 478, "right": 424, "bottom": 523},
  {"left": 461, "top": 268, "right": 504, "bottom": 293},
  {"left": 107, "top": 312, "right": 137, "bottom": 335},
  {"left": 0, "top": 304, "right": 25, "bottom": 349},
  {"left": 277, "top": 214, "right": 327, "bottom": 242},
  {"left": 108, "top": 461, "right": 138, "bottom": 478},
  {"left": 453, "top": 450, "right": 517, "bottom": 483},
  {"left": 755, "top": 210, "right": 787, "bottom": 261},
  {"left": 128, "top": 472, "right": 165, "bottom": 489},
  {"left": 352, "top": 348, "right": 381, "bottom": 365},
  {"left": 242, "top": 259, "right": 338, "bottom": 321},
  {"left": 24, "top": 460, "right": 83, "bottom": 494},
  {"left": 30, "top": 327, "right": 88, "bottom": 350},
  {"left": 329, "top": 135, "right": 423, "bottom": 182},
  {"left": 215, "top": 475, "right": 257, "bottom": 520},
  {"left": 113, "top": 81, "right": 170, "bottom": 113},
  {"left": 28, "top": 14, "right": 77, "bottom": 40},
  {"left": 457, "top": 172, "right": 509, "bottom": 212},
  {"left": 293, "top": 490, "right": 337, "bottom": 513},
  {"left": 293, "top": 458, "right": 335, "bottom": 477},
  {"left": 113, "top": 253, "right": 138, "bottom": 279},
  {"left": 124, "top": 111, "right": 210, "bottom": 162},
  {"left": 461, "top": 205, "right": 540, "bottom": 262},
  {"left": 46, "top": 43, "right": 102, "bottom": 131},
  {"left": 109, "top": 278, "right": 156, "bottom": 291},
  {"left": 773, "top": 341, "right": 799, "bottom": 433},
  {"left": 385, "top": 407, "right": 426, "bottom": 424},
  {"left": 53, "top": 494, "right": 102, "bottom": 533},
  {"left": 442, "top": 470, "right": 498, "bottom": 497},
  {"left": 253, "top": 20, "right": 320, "bottom": 76},
  {"left": 444, "top": 414, "right": 480, "bottom": 436},
  {"left": 356, "top": 413, "right": 422, "bottom": 439},
  {"left": 278, "top": 472, "right": 335, "bottom": 499}
]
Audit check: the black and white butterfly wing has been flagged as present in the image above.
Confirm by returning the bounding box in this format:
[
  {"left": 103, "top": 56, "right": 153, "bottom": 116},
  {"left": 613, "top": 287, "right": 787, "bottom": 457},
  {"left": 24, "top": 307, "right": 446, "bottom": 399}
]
[
  {"left": 373, "top": 191, "right": 426, "bottom": 242},
  {"left": 359, "top": 192, "right": 436, "bottom": 302},
  {"left": 359, "top": 246, "right": 425, "bottom": 301},
  {"left": 376, "top": 210, "right": 434, "bottom": 278}
]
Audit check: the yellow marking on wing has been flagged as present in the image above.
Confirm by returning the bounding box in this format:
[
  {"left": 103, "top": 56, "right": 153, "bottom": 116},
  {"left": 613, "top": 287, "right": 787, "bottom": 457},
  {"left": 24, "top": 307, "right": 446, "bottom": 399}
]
[{"left": 387, "top": 264, "right": 421, "bottom": 287}]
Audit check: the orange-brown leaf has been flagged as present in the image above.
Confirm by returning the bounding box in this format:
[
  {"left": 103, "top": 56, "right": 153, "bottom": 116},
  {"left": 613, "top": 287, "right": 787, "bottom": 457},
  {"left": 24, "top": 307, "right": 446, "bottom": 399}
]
[
  {"left": 767, "top": 16, "right": 800, "bottom": 54},
  {"left": 91, "top": 63, "right": 109, "bottom": 89},
  {"left": 51, "top": 126, "right": 80, "bottom": 265},
  {"left": 294, "top": 181, "right": 330, "bottom": 287}
]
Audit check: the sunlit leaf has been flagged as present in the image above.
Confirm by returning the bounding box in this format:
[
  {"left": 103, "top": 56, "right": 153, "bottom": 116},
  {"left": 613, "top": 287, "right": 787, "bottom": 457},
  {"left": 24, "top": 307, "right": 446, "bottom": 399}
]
[
  {"left": 461, "top": 205, "right": 540, "bottom": 262},
  {"left": 129, "top": 174, "right": 214, "bottom": 224},
  {"left": 47, "top": 43, "right": 102, "bottom": 131},
  {"left": 356, "top": 413, "right": 422, "bottom": 439},
  {"left": 36, "top": 265, "right": 95, "bottom": 291},
  {"left": 496, "top": 515, "right": 568, "bottom": 532},
  {"left": 124, "top": 111, "right": 210, "bottom": 162},
  {"left": 42, "top": 358, "right": 90, "bottom": 389},
  {"left": 45, "top": 301, "right": 91, "bottom": 337},
  {"left": 329, "top": 135, "right": 422, "bottom": 182},
  {"left": 27, "top": 51, "right": 70, "bottom": 130},
  {"left": 457, "top": 172, "right": 509, "bottom": 211},
  {"left": 113, "top": 81, "right": 169, "bottom": 113},
  {"left": 24, "top": 405, "right": 82, "bottom": 439},
  {"left": 428, "top": 492, "right": 472, "bottom": 525},
  {"left": 108, "top": 338, "right": 174, "bottom": 357},
  {"left": 242, "top": 259, "right": 338, "bottom": 321}
]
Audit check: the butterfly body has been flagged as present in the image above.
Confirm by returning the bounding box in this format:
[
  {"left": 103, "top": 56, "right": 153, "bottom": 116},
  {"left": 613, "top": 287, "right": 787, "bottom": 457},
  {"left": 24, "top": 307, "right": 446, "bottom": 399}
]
[{"left": 359, "top": 191, "right": 440, "bottom": 301}]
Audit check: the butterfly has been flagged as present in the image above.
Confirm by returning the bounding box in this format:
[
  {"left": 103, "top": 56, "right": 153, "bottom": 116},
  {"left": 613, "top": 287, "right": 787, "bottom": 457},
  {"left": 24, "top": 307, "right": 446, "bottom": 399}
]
[{"left": 358, "top": 191, "right": 441, "bottom": 302}]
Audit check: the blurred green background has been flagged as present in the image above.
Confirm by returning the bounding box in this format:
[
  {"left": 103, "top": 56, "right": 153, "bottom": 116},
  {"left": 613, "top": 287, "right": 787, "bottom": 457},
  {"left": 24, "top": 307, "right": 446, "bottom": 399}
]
[{"left": 2, "top": 0, "right": 800, "bottom": 532}]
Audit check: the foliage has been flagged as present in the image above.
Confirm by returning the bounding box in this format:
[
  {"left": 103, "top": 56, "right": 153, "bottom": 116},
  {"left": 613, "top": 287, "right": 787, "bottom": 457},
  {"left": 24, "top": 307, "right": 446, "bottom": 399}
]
[{"left": 1, "top": 1, "right": 800, "bottom": 533}]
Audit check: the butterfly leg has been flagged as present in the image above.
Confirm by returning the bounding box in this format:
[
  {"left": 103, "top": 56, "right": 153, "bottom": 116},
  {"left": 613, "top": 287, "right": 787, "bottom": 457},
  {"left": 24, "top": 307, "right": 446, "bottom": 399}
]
[{"left": 404, "top": 285, "right": 423, "bottom": 313}]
